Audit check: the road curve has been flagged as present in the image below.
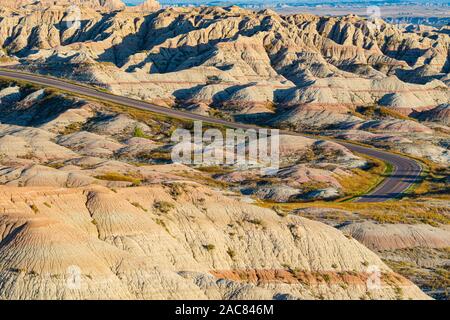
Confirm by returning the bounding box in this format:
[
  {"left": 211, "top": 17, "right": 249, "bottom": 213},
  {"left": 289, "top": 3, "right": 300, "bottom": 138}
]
[
  {"left": 340, "top": 142, "right": 422, "bottom": 202},
  {"left": 0, "top": 69, "right": 422, "bottom": 202}
]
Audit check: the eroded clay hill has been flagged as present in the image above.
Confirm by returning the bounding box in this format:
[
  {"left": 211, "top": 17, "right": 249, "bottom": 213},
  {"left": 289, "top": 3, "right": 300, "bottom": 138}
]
[
  {"left": 0, "top": 81, "right": 432, "bottom": 300},
  {"left": 0, "top": 184, "right": 430, "bottom": 300},
  {"left": 0, "top": 5, "right": 448, "bottom": 119},
  {"left": 0, "top": 5, "right": 448, "bottom": 166},
  {"left": 2, "top": 0, "right": 127, "bottom": 11}
]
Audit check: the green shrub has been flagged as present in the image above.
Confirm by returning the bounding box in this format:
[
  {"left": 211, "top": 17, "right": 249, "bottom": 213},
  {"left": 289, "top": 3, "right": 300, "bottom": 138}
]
[
  {"left": 133, "top": 126, "right": 150, "bottom": 139},
  {"left": 153, "top": 201, "right": 175, "bottom": 213},
  {"left": 30, "top": 204, "right": 39, "bottom": 214},
  {"left": 227, "top": 248, "right": 236, "bottom": 259},
  {"left": 95, "top": 172, "right": 141, "bottom": 186},
  {"left": 60, "top": 122, "right": 83, "bottom": 135},
  {"left": 131, "top": 201, "right": 148, "bottom": 212},
  {"left": 203, "top": 244, "right": 215, "bottom": 252},
  {"left": 246, "top": 218, "right": 263, "bottom": 226}
]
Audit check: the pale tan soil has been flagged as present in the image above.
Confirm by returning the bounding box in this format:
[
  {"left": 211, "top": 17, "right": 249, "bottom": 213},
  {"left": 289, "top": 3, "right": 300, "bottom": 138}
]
[{"left": 0, "top": 184, "right": 429, "bottom": 300}]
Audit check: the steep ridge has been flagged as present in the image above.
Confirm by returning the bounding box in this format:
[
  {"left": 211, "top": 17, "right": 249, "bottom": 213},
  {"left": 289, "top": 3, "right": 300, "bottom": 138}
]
[
  {"left": 2, "top": 0, "right": 126, "bottom": 11},
  {"left": 0, "top": 5, "right": 447, "bottom": 119},
  {"left": 0, "top": 184, "right": 430, "bottom": 300},
  {"left": 0, "top": 80, "right": 436, "bottom": 299}
]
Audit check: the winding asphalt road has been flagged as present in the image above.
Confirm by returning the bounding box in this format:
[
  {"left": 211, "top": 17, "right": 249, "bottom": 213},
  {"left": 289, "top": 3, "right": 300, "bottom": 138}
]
[
  {"left": 0, "top": 69, "right": 423, "bottom": 203},
  {"left": 340, "top": 142, "right": 422, "bottom": 202}
]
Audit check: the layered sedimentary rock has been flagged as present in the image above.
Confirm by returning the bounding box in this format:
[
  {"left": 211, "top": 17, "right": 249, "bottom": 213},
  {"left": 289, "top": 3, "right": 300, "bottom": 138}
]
[
  {"left": 0, "top": 6, "right": 447, "bottom": 117},
  {"left": 2, "top": 0, "right": 126, "bottom": 11},
  {"left": 0, "top": 5, "right": 448, "bottom": 300},
  {"left": 126, "top": 0, "right": 161, "bottom": 12},
  {"left": 340, "top": 222, "right": 450, "bottom": 251},
  {"left": 0, "top": 80, "right": 435, "bottom": 300},
  {"left": 0, "top": 184, "right": 430, "bottom": 300}
]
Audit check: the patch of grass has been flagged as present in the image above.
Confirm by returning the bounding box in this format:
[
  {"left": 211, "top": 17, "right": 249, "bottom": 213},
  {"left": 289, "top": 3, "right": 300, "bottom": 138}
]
[
  {"left": 153, "top": 201, "right": 175, "bottom": 214},
  {"left": 411, "top": 165, "right": 449, "bottom": 200},
  {"left": 177, "top": 171, "right": 230, "bottom": 189},
  {"left": 281, "top": 263, "right": 291, "bottom": 270},
  {"left": 355, "top": 105, "right": 412, "bottom": 121},
  {"left": 166, "top": 183, "right": 186, "bottom": 199},
  {"left": 203, "top": 244, "right": 215, "bottom": 252},
  {"left": 30, "top": 204, "right": 39, "bottom": 214},
  {"left": 59, "top": 122, "right": 83, "bottom": 135},
  {"left": 136, "top": 149, "right": 172, "bottom": 162},
  {"left": 107, "top": 104, "right": 194, "bottom": 139},
  {"left": 378, "top": 107, "right": 412, "bottom": 120},
  {"left": 95, "top": 172, "right": 142, "bottom": 186},
  {"left": 208, "top": 108, "right": 231, "bottom": 120},
  {"left": 0, "top": 56, "right": 15, "bottom": 63},
  {"left": 272, "top": 205, "right": 288, "bottom": 217},
  {"left": 322, "top": 274, "right": 331, "bottom": 283},
  {"left": 0, "top": 78, "right": 41, "bottom": 93},
  {"left": 131, "top": 201, "right": 148, "bottom": 212},
  {"left": 154, "top": 218, "right": 172, "bottom": 235},
  {"left": 45, "top": 162, "right": 65, "bottom": 169},
  {"left": 259, "top": 199, "right": 449, "bottom": 227},
  {"left": 386, "top": 254, "right": 449, "bottom": 299},
  {"left": 196, "top": 165, "right": 234, "bottom": 174},
  {"left": 132, "top": 126, "right": 151, "bottom": 139},
  {"left": 17, "top": 152, "right": 36, "bottom": 160},
  {"left": 245, "top": 218, "right": 264, "bottom": 227},
  {"left": 394, "top": 286, "right": 404, "bottom": 300},
  {"left": 336, "top": 153, "right": 387, "bottom": 199},
  {"left": 227, "top": 248, "right": 236, "bottom": 260},
  {"left": 431, "top": 268, "right": 450, "bottom": 295},
  {"left": 299, "top": 181, "right": 330, "bottom": 194}
]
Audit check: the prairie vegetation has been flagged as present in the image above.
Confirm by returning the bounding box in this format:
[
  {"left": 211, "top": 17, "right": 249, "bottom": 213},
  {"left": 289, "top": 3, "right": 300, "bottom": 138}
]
[
  {"left": 153, "top": 201, "right": 175, "bottom": 214},
  {"left": 355, "top": 105, "right": 413, "bottom": 121},
  {"left": 337, "top": 154, "right": 389, "bottom": 199},
  {"left": 261, "top": 200, "right": 449, "bottom": 226},
  {"left": 411, "top": 165, "right": 449, "bottom": 200},
  {"left": 95, "top": 172, "right": 142, "bottom": 186}
]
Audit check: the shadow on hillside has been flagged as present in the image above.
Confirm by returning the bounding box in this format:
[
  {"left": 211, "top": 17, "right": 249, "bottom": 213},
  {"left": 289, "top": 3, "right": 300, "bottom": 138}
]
[
  {"left": 98, "top": 12, "right": 264, "bottom": 72},
  {"left": 0, "top": 90, "right": 86, "bottom": 128}
]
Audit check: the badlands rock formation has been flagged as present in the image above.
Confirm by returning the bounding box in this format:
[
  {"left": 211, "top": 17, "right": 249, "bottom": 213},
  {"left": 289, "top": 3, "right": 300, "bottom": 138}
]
[
  {"left": 414, "top": 104, "right": 450, "bottom": 125},
  {"left": 0, "top": 6, "right": 447, "bottom": 116},
  {"left": 0, "top": 4, "right": 448, "bottom": 300},
  {"left": 0, "top": 5, "right": 447, "bottom": 166},
  {"left": 0, "top": 82, "right": 431, "bottom": 300},
  {"left": 0, "top": 82, "right": 367, "bottom": 197},
  {"left": 126, "top": 0, "right": 161, "bottom": 13},
  {"left": 296, "top": 204, "right": 450, "bottom": 300},
  {"left": 2, "top": 0, "right": 127, "bottom": 11},
  {"left": 340, "top": 222, "right": 450, "bottom": 251},
  {"left": 0, "top": 184, "right": 429, "bottom": 300}
]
